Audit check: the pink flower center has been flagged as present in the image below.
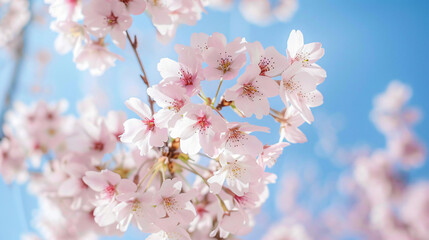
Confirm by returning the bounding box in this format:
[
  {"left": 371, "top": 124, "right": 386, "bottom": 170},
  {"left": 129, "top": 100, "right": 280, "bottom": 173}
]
[
  {"left": 258, "top": 57, "right": 273, "bottom": 76},
  {"left": 106, "top": 12, "right": 118, "bottom": 26},
  {"left": 104, "top": 184, "right": 116, "bottom": 199},
  {"left": 294, "top": 52, "right": 310, "bottom": 66},
  {"left": 179, "top": 68, "right": 195, "bottom": 86},
  {"left": 143, "top": 118, "right": 155, "bottom": 131},
  {"left": 227, "top": 127, "right": 245, "bottom": 147},
  {"left": 196, "top": 115, "right": 210, "bottom": 131},
  {"left": 163, "top": 197, "right": 178, "bottom": 213},
  {"left": 196, "top": 206, "right": 208, "bottom": 217},
  {"left": 93, "top": 141, "right": 104, "bottom": 151},
  {"left": 217, "top": 56, "right": 232, "bottom": 74},
  {"left": 170, "top": 99, "right": 185, "bottom": 113}
]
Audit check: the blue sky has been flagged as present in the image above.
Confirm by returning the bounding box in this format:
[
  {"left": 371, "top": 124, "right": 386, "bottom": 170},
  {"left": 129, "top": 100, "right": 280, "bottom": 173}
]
[{"left": 0, "top": 0, "right": 428, "bottom": 239}]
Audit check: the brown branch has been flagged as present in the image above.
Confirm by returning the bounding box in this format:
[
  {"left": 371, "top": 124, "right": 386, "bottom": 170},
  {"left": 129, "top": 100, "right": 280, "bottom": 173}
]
[{"left": 126, "top": 30, "right": 155, "bottom": 114}]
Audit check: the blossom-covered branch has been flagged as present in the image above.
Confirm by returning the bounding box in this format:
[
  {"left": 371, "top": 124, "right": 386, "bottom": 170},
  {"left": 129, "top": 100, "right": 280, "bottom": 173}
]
[{"left": 1, "top": 29, "right": 327, "bottom": 239}]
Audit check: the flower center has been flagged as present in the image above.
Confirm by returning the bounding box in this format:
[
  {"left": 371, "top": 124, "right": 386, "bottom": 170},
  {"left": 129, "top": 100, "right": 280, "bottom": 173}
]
[
  {"left": 179, "top": 68, "right": 195, "bottom": 86},
  {"left": 258, "top": 57, "right": 272, "bottom": 75},
  {"left": 142, "top": 118, "right": 155, "bottom": 131},
  {"left": 106, "top": 12, "right": 118, "bottom": 26},
  {"left": 196, "top": 115, "right": 210, "bottom": 131},
  {"left": 217, "top": 56, "right": 232, "bottom": 74},
  {"left": 104, "top": 184, "right": 116, "bottom": 199},
  {"left": 163, "top": 197, "right": 178, "bottom": 214},
  {"left": 242, "top": 83, "right": 258, "bottom": 98}
]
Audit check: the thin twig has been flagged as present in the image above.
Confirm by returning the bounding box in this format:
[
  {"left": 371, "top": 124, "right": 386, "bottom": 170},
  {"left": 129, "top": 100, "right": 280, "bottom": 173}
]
[{"left": 126, "top": 30, "right": 155, "bottom": 114}]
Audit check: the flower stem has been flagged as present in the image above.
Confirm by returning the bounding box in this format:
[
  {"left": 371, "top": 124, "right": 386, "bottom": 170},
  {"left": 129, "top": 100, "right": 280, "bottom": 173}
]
[
  {"left": 126, "top": 30, "right": 155, "bottom": 114},
  {"left": 212, "top": 77, "right": 224, "bottom": 107}
]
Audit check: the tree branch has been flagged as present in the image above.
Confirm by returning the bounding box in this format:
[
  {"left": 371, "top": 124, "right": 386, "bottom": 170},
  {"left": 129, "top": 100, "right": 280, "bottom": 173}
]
[{"left": 126, "top": 30, "right": 155, "bottom": 114}]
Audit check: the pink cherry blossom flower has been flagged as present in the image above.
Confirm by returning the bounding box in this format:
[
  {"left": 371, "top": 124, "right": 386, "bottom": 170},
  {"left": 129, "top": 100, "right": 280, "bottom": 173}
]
[
  {"left": 208, "top": 153, "right": 262, "bottom": 196},
  {"left": 121, "top": 98, "right": 169, "bottom": 155},
  {"left": 258, "top": 142, "right": 290, "bottom": 168},
  {"left": 246, "top": 41, "right": 288, "bottom": 77},
  {"left": 171, "top": 104, "right": 227, "bottom": 156},
  {"left": 280, "top": 63, "right": 322, "bottom": 123},
  {"left": 74, "top": 40, "right": 124, "bottom": 76},
  {"left": 157, "top": 47, "right": 204, "bottom": 96},
  {"left": 287, "top": 29, "right": 324, "bottom": 68},
  {"left": 154, "top": 178, "right": 196, "bottom": 224},
  {"left": 220, "top": 122, "right": 269, "bottom": 157},
  {"left": 83, "top": 170, "right": 136, "bottom": 227},
  {"left": 70, "top": 120, "right": 117, "bottom": 158},
  {"left": 113, "top": 187, "right": 158, "bottom": 232},
  {"left": 83, "top": 0, "right": 132, "bottom": 49},
  {"left": 147, "top": 82, "right": 190, "bottom": 127},
  {"left": 203, "top": 33, "right": 246, "bottom": 80},
  {"left": 190, "top": 32, "right": 210, "bottom": 55},
  {"left": 224, "top": 64, "right": 279, "bottom": 119},
  {"left": 51, "top": 20, "right": 88, "bottom": 55},
  {"left": 287, "top": 29, "right": 326, "bottom": 83},
  {"left": 279, "top": 106, "right": 307, "bottom": 143}
]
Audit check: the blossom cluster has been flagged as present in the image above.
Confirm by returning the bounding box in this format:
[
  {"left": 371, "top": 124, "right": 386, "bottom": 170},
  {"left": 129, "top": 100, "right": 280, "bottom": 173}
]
[
  {"left": 261, "top": 81, "right": 428, "bottom": 240},
  {"left": 46, "top": 0, "right": 206, "bottom": 76},
  {"left": 0, "top": 30, "right": 326, "bottom": 239}
]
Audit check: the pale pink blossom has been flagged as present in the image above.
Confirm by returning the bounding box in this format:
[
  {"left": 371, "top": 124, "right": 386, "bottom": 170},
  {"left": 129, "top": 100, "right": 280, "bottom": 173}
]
[
  {"left": 154, "top": 178, "right": 196, "bottom": 224},
  {"left": 224, "top": 64, "right": 279, "bottom": 119},
  {"left": 247, "top": 41, "right": 288, "bottom": 77},
  {"left": 157, "top": 46, "right": 204, "bottom": 96},
  {"left": 51, "top": 20, "right": 88, "bottom": 55},
  {"left": 279, "top": 106, "right": 307, "bottom": 143},
  {"left": 171, "top": 104, "right": 227, "bottom": 156},
  {"left": 83, "top": 170, "right": 136, "bottom": 227},
  {"left": 258, "top": 142, "right": 290, "bottom": 168},
  {"left": 74, "top": 41, "right": 124, "bottom": 76},
  {"left": 147, "top": 83, "right": 190, "bottom": 128},
  {"left": 83, "top": 0, "right": 132, "bottom": 49},
  {"left": 280, "top": 63, "right": 322, "bottom": 123},
  {"left": 203, "top": 33, "right": 246, "bottom": 80},
  {"left": 208, "top": 153, "right": 262, "bottom": 196},
  {"left": 220, "top": 122, "right": 269, "bottom": 157},
  {"left": 121, "top": 98, "right": 169, "bottom": 155}
]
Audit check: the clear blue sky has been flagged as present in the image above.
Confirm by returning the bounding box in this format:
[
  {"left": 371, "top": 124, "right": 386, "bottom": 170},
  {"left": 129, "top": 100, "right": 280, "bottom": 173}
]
[{"left": 0, "top": 0, "right": 428, "bottom": 239}]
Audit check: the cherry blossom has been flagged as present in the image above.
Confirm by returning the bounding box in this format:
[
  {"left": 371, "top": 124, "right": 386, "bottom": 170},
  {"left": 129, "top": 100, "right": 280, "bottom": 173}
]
[
  {"left": 171, "top": 104, "right": 227, "bottom": 156},
  {"left": 74, "top": 40, "right": 124, "bottom": 76},
  {"left": 203, "top": 33, "right": 247, "bottom": 81},
  {"left": 208, "top": 153, "right": 262, "bottom": 196},
  {"left": 224, "top": 64, "right": 279, "bottom": 119},
  {"left": 121, "top": 98, "right": 168, "bottom": 155},
  {"left": 83, "top": 0, "right": 132, "bottom": 49}
]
